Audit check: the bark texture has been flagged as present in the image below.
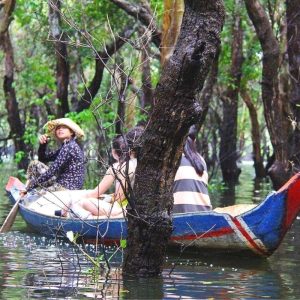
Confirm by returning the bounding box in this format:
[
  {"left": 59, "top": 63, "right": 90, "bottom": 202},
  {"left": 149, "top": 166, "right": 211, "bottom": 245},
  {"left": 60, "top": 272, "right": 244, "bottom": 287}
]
[
  {"left": 110, "top": 0, "right": 161, "bottom": 48},
  {"left": 245, "top": 0, "right": 290, "bottom": 188},
  {"left": 124, "top": 0, "right": 225, "bottom": 277},
  {"left": 219, "top": 3, "right": 243, "bottom": 185},
  {"left": 241, "top": 90, "right": 266, "bottom": 178},
  {"left": 287, "top": 0, "right": 300, "bottom": 173},
  {"left": 48, "top": 0, "right": 70, "bottom": 117}
]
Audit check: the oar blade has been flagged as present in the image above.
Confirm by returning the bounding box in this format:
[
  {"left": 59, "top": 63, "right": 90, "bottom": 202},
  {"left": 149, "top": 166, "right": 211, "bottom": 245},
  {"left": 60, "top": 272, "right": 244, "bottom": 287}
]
[{"left": 0, "top": 198, "right": 21, "bottom": 233}]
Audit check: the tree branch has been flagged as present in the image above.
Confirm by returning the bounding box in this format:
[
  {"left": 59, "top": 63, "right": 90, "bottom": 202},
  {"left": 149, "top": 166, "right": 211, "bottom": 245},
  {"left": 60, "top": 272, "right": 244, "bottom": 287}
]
[
  {"left": 0, "top": 0, "right": 15, "bottom": 36},
  {"left": 109, "top": 0, "right": 161, "bottom": 49},
  {"left": 76, "top": 26, "right": 135, "bottom": 112}
]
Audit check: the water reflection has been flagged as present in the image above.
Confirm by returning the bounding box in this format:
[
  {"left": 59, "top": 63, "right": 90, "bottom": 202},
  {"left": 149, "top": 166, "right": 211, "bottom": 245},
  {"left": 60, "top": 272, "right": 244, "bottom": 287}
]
[
  {"left": 123, "top": 277, "right": 164, "bottom": 299},
  {"left": 217, "top": 163, "right": 271, "bottom": 208},
  {"left": 0, "top": 232, "right": 124, "bottom": 299},
  {"left": 1, "top": 227, "right": 299, "bottom": 299},
  {"left": 163, "top": 266, "right": 282, "bottom": 299},
  {"left": 219, "top": 183, "right": 236, "bottom": 207}
]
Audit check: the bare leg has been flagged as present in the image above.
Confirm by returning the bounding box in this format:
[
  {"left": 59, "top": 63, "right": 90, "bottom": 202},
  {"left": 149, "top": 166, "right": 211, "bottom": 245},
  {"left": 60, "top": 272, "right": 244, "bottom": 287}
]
[{"left": 82, "top": 198, "right": 123, "bottom": 217}]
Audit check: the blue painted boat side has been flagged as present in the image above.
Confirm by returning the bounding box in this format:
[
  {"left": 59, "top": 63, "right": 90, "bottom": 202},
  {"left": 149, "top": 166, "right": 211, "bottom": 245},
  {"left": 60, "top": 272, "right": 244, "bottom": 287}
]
[
  {"left": 241, "top": 191, "right": 286, "bottom": 252},
  {"left": 172, "top": 212, "right": 233, "bottom": 238},
  {"left": 18, "top": 204, "right": 127, "bottom": 240}
]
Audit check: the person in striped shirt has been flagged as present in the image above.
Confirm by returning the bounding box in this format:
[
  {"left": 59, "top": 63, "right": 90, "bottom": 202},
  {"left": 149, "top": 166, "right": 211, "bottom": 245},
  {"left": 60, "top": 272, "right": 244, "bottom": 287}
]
[{"left": 173, "top": 125, "right": 212, "bottom": 213}]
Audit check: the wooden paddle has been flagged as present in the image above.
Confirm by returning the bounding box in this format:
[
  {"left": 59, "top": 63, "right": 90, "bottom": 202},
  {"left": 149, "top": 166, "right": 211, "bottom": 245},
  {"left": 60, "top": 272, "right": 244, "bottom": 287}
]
[
  {"left": 0, "top": 177, "right": 27, "bottom": 233},
  {"left": 0, "top": 196, "right": 22, "bottom": 233}
]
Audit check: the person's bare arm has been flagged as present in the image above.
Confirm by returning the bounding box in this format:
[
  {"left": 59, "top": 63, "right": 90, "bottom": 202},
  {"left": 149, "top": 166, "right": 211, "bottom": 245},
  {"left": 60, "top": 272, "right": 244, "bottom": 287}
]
[{"left": 85, "top": 169, "right": 115, "bottom": 198}]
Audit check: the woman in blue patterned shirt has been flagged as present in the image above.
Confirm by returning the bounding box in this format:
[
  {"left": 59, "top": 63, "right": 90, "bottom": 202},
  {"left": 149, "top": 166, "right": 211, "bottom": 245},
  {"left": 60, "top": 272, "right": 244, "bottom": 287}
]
[{"left": 24, "top": 118, "right": 85, "bottom": 194}]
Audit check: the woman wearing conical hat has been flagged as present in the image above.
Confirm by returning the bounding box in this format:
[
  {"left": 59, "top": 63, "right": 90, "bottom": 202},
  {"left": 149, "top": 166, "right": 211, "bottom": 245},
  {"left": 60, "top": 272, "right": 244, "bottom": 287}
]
[{"left": 23, "top": 118, "right": 85, "bottom": 194}]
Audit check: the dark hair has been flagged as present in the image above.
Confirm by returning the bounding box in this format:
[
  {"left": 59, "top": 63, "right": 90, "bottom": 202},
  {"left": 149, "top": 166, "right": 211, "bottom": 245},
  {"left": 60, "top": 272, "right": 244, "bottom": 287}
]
[
  {"left": 126, "top": 126, "right": 144, "bottom": 155},
  {"left": 112, "top": 135, "right": 130, "bottom": 164},
  {"left": 74, "top": 137, "right": 84, "bottom": 150},
  {"left": 183, "top": 125, "right": 205, "bottom": 176}
]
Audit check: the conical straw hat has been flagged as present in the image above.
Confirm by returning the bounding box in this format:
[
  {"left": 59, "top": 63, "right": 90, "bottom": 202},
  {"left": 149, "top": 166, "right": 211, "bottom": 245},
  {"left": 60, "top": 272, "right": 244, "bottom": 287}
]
[{"left": 44, "top": 118, "right": 85, "bottom": 139}]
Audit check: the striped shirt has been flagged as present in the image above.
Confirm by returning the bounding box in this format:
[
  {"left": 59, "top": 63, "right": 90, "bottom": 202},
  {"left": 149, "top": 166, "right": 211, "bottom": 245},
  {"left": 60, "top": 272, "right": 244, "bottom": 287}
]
[{"left": 173, "top": 155, "right": 212, "bottom": 213}]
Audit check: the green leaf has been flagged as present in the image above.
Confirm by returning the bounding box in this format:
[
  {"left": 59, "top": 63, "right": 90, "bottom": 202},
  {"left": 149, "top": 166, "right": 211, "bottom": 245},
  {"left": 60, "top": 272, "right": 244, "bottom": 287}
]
[
  {"left": 120, "top": 239, "right": 127, "bottom": 249},
  {"left": 14, "top": 151, "right": 25, "bottom": 163}
]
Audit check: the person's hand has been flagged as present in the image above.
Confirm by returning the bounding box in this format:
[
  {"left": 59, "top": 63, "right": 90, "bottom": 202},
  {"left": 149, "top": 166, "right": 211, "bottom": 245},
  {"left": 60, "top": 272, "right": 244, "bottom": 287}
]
[
  {"left": 39, "top": 134, "right": 49, "bottom": 144},
  {"left": 19, "top": 190, "right": 27, "bottom": 198}
]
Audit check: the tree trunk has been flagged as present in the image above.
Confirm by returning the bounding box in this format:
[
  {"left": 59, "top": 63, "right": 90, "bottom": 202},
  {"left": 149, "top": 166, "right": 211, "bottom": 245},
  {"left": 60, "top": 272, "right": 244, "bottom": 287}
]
[
  {"left": 139, "top": 27, "right": 153, "bottom": 110},
  {"left": 219, "top": 1, "right": 243, "bottom": 185},
  {"left": 116, "top": 100, "right": 126, "bottom": 134},
  {"left": 287, "top": 0, "right": 300, "bottom": 173},
  {"left": 0, "top": 0, "right": 28, "bottom": 169},
  {"left": 245, "top": 0, "right": 290, "bottom": 189},
  {"left": 2, "top": 31, "right": 29, "bottom": 169},
  {"left": 115, "top": 59, "right": 128, "bottom": 134},
  {"left": 198, "top": 46, "right": 220, "bottom": 129},
  {"left": 48, "top": 0, "right": 70, "bottom": 117},
  {"left": 161, "top": 0, "right": 184, "bottom": 65},
  {"left": 241, "top": 90, "right": 266, "bottom": 178},
  {"left": 123, "top": 0, "right": 225, "bottom": 277},
  {"left": 0, "top": 0, "right": 15, "bottom": 35},
  {"left": 69, "top": 33, "right": 84, "bottom": 112}
]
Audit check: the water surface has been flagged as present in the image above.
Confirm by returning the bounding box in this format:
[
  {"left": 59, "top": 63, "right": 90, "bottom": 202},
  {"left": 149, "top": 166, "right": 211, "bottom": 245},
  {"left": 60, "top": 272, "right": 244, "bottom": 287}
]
[{"left": 0, "top": 164, "right": 299, "bottom": 299}]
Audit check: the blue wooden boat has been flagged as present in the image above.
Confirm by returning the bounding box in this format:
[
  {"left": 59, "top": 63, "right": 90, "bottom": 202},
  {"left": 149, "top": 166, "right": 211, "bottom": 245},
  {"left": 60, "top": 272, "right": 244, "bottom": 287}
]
[{"left": 5, "top": 174, "right": 300, "bottom": 257}]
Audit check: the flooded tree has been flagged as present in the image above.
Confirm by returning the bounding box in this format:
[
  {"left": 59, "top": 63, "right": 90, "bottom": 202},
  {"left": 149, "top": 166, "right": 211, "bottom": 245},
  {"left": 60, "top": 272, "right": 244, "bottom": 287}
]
[
  {"left": 245, "top": 0, "right": 291, "bottom": 189},
  {"left": 241, "top": 90, "right": 266, "bottom": 178},
  {"left": 287, "top": 0, "right": 300, "bottom": 176},
  {"left": 124, "top": 0, "right": 225, "bottom": 277},
  {"left": 0, "top": 0, "right": 29, "bottom": 170},
  {"left": 219, "top": 0, "right": 243, "bottom": 185}
]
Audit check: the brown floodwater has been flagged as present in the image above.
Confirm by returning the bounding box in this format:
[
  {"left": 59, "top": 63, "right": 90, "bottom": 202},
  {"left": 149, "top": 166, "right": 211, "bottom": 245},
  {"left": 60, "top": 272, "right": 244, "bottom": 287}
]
[{"left": 0, "top": 163, "right": 299, "bottom": 299}]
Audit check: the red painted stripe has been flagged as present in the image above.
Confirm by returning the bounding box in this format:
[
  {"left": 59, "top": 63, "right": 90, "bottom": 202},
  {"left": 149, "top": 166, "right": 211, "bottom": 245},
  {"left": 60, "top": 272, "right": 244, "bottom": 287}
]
[
  {"left": 171, "top": 227, "right": 234, "bottom": 241},
  {"left": 284, "top": 179, "right": 300, "bottom": 230},
  {"left": 231, "top": 217, "right": 268, "bottom": 256},
  {"left": 276, "top": 172, "right": 300, "bottom": 232},
  {"left": 6, "top": 176, "right": 25, "bottom": 192}
]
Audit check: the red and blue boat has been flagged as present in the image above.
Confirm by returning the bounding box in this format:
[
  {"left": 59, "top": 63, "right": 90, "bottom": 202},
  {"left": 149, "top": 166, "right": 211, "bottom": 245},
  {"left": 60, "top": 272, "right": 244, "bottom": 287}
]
[{"left": 4, "top": 173, "right": 300, "bottom": 257}]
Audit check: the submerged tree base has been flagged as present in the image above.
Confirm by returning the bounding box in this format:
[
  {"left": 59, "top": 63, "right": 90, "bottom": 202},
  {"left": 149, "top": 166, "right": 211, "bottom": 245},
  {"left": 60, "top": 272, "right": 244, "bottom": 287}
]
[{"left": 124, "top": 210, "right": 172, "bottom": 277}]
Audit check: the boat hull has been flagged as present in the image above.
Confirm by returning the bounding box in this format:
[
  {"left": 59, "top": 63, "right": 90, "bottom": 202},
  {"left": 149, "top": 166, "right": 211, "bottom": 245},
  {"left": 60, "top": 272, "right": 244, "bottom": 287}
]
[{"left": 5, "top": 173, "right": 300, "bottom": 257}]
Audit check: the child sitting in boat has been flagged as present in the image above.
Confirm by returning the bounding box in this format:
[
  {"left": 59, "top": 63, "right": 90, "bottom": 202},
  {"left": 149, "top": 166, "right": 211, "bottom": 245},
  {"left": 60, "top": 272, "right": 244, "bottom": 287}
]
[
  {"left": 78, "top": 134, "right": 136, "bottom": 218},
  {"left": 21, "top": 118, "right": 85, "bottom": 195},
  {"left": 65, "top": 127, "right": 143, "bottom": 218},
  {"left": 173, "top": 125, "right": 212, "bottom": 213}
]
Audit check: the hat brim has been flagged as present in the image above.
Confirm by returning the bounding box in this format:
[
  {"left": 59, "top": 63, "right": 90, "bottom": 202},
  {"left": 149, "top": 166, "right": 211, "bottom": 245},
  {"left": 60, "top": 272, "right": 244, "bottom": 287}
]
[{"left": 44, "top": 118, "right": 85, "bottom": 139}]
